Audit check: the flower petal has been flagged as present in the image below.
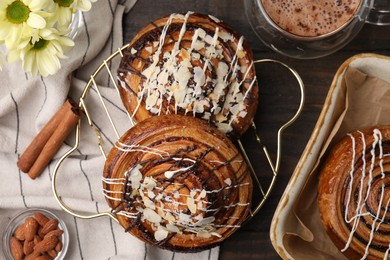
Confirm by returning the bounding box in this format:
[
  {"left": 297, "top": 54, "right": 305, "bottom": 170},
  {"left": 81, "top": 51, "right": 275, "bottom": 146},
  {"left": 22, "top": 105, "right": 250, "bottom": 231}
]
[
  {"left": 75, "top": 0, "right": 92, "bottom": 12},
  {"left": 4, "top": 26, "right": 23, "bottom": 49},
  {"left": 27, "top": 13, "right": 46, "bottom": 29},
  {"left": 7, "top": 49, "right": 21, "bottom": 63},
  {"left": 28, "top": 0, "right": 49, "bottom": 10}
]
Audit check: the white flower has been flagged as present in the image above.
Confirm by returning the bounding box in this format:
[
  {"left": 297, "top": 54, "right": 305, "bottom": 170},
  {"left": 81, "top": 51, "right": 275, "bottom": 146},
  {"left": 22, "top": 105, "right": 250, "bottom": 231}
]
[
  {"left": 52, "top": 5, "right": 73, "bottom": 30},
  {"left": 0, "top": 0, "right": 52, "bottom": 49},
  {"left": 72, "top": 0, "right": 97, "bottom": 12},
  {"left": 0, "top": 0, "right": 96, "bottom": 77},
  {"left": 8, "top": 28, "right": 74, "bottom": 77}
]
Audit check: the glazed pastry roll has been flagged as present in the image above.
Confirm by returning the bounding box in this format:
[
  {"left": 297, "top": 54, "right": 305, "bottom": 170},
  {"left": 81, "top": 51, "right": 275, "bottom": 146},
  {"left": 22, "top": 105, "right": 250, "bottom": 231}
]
[
  {"left": 318, "top": 126, "right": 390, "bottom": 260},
  {"left": 117, "top": 12, "right": 258, "bottom": 139},
  {"left": 103, "top": 115, "right": 253, "bottom": 252}
]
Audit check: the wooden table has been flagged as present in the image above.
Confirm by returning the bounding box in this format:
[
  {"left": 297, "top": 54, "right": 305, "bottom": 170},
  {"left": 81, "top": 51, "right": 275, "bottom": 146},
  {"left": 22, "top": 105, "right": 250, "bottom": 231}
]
[{"left": 123, "top": 1, "right": 390, "bottom": 259}]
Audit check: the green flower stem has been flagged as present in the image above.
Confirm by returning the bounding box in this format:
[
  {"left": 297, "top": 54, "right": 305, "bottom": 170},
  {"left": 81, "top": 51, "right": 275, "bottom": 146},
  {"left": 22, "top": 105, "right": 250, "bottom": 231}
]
[{"left": 6, "top": 0, "right": 30, "bottom": 24}]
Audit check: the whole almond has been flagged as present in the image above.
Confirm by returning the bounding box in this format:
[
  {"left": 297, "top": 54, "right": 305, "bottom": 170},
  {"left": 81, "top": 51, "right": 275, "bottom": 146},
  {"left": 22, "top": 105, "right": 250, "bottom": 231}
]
[
  {"left": 14, "top": 224, "right": 26, "bottom": 241},
  {"left": 34, "top": 212, "right": 49, "bottom": 226},
  {"left": 45, "top": 229, "right": 64, "bottom": 239},
  {"left": 40, "top": 219, "right": 59, "bottom": 235},
  {"left": 34, "top": 235, "right": 58, "bottom": 253},
  {"left": 23, "top": 239, "right": 35, "bottom": 255},
  {"left": 48, "top": 249, "right": 58, "bottom": 258},
  {"left": 10, "top": 236, "right": 24, "bottom": 260},
  {"left": 24, "top": 217, "right": 39, "bottom": 241},
  {"left": 55, "top": 240, "right": 63, "bottom": 252}
]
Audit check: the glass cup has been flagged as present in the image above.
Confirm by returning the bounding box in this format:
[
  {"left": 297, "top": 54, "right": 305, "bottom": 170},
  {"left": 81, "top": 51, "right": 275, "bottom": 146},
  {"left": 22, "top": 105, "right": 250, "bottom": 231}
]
[{"left": 245, "top": 0, "right": 390, "bottom": 59}]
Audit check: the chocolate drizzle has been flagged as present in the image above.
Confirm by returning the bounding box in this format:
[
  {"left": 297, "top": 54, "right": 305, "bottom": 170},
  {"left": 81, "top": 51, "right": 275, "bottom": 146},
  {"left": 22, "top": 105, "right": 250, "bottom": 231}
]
[
  {"left": 324, "top": 127, "right": 390, "bottom": 259},
  {"left": 117, "top": 12, "right": 258, "bottom": 138},
  {"left": 102, "top": 115, "right": 252, "bottom": 252}
]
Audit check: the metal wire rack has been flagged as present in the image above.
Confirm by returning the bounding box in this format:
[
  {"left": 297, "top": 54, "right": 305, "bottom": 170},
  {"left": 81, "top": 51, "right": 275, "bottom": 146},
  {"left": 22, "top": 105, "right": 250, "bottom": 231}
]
[{"left": 52, "top": 44, "right": 305, "bottom": 223}]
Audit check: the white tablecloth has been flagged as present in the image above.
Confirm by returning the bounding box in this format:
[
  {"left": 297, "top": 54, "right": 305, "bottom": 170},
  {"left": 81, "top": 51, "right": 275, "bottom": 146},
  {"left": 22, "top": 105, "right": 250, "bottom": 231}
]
[{"left": 0, "top": 1, "right": 219, "bottom": 259}]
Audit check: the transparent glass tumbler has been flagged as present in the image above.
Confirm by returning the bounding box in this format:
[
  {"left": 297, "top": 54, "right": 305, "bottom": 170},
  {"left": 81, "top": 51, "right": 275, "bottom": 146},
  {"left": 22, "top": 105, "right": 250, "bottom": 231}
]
[{"left": 245, "top": 0, "right": 390, "bottom": 59}]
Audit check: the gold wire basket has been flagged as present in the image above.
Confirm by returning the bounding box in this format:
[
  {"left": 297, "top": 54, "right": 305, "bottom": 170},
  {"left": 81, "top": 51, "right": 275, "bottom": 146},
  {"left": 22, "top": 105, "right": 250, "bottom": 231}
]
[{"left": 52, "top": 44, "right": 305, "bottom": 224}]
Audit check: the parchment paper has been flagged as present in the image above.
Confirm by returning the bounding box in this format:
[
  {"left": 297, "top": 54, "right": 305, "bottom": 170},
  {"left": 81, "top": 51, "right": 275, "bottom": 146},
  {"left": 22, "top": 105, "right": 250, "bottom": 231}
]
[{"left": 282, "top": 58, "right": 390, "bottom": 259}]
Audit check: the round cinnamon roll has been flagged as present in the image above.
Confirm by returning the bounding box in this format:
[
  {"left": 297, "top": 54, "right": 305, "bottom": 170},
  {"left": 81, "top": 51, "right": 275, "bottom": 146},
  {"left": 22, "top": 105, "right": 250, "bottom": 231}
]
[
  {"left": 318, "top": 126, "right": 390, "bottom": 259},
  {"left": 117, "top": 12, "right": 258, "bottom": 139},
  {"left": 102, "top": 115, "right": 252, "bottom": 252}
]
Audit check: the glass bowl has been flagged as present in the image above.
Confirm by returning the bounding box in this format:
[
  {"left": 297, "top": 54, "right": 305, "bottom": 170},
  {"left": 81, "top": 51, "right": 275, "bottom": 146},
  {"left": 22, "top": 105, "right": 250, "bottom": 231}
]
[{"left": 2, "top": 208, "right": 69, "bottom": 260}]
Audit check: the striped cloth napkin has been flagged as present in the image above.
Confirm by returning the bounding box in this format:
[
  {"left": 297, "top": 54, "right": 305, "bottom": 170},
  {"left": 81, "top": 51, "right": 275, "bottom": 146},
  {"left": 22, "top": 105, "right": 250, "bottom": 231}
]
[{"left": 0, "top": 0, "right": 219, "bottom": 259}]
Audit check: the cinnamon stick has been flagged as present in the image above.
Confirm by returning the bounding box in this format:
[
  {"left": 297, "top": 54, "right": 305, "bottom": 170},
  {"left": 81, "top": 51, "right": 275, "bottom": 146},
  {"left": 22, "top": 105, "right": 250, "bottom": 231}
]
[
  {"left": 27, "top": 104, "right": 81, "bottom": 179},
  {"left": 17, "top": 99, "right": 78, "bottom": 173}
]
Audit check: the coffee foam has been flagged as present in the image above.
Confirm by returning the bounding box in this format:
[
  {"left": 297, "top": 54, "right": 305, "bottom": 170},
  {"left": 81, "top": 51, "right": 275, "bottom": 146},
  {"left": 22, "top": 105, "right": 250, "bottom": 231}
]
[{"left": 261, "top": 0, "right": 361, "bottom": 37}]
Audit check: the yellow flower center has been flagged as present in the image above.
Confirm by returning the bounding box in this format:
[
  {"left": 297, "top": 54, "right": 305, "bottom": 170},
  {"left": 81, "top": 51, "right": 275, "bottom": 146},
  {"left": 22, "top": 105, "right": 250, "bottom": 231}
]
[
  {"left": 32, "top": 39, "right": 48, "bottom": 50},
  {"left": 53, "top": 0, "right": 74, "bottom": 7},
  {"left": 6, "top": 0, "right": 30, "bottom": 24}
]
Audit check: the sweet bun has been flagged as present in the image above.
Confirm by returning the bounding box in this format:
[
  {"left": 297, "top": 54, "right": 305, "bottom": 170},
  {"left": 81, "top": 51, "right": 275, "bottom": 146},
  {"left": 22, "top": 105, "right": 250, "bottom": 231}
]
[
  {"left": 103, "top": 114, "right": 253, "bottom": 252},
  {"left": 117, "top": 12, "right": 258, "bottom": 139},
  {"left": 318, "top": 125, "right": 390, "bottom": 259}
]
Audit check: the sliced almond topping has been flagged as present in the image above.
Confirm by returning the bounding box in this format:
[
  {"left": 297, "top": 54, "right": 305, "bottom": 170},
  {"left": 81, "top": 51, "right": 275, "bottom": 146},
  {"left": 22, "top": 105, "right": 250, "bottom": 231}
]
[
  {"left": 224, "top": 178, "right": 232, "bottom": 186},
  {"left": 197, "top": 231, "right": 212, "bottom": 238},
  {"left": 143, "top": 208, "right": 161, "bottom": 224},
  {"left": 187, "top": 197, "right": 197, "bottom": 214},
  {"left": 154, "top": 229, "right": 169, "bottom": 241},
  {"left": 166, "top": 224, "right": 181, "bottom": 233}
]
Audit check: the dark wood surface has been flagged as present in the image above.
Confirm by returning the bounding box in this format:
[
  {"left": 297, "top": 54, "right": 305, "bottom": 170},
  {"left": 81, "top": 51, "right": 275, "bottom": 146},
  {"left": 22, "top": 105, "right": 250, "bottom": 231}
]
[{"left": 123, "top": 1, "right": 390, "bottom": 259}]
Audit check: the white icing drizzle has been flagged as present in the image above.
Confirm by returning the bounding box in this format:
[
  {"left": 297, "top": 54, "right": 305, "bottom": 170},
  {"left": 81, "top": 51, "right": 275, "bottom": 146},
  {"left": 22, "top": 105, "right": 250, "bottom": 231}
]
[
  {"left": 385, "top": 244, "right": 390, "bottom": 259},
  {"left": 104, "top": 142, "right": 249, "bottom": 240},
  {"left": 126, "top": 12, "right": 255, "bottom": 135},
  {"left": 342, "top": 129, "right": 389, "bottom": 260},
  {"left": 116, "top": 142, "right": 169, "bottom": 158}
]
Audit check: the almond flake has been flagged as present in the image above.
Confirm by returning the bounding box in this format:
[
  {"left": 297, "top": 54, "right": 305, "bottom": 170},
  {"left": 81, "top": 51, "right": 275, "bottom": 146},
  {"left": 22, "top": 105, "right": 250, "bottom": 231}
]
[
  {"left": 224, "top": 178, "right": 232, "bottom": 186},
  {"left": 143, "top": 208, "right": 162, "bottom": 223},
  {"left": 155, "top": 194, "right": 163, "bottom": 201},
  {"left": 190, "top": 190, "right": 197, "bottom": 198},
  {"left": 218, "top": 31, "right": 234, "bottom": 42},
  {"left": 145, "top": 46, "right": 153, "bottom": 54},
  {"left": 154, "top": 229, "right": 169, "bottom": 241},
  {"left": 145, "top": 92, "right": 158, "bottom": 108},
  {"left": 197, "top": 231, "right": 212, "bottom": 238},
  {"left": 148, "top": 190, "right": 155, "bottom": 199},
  {"left": 187, "top": 197, "right": 197, "bottom": 214},
  {"left": 166, "top": 224, "right": 181, "bottom": 233},
  {"left": 143, "top": 177, "right": 157, "bottom": 190},
  {"left": 164, "top": 212, "right": 176, "bottom": 223},
  {"left": 178, "top": 213, "right": 191, "bottom": 223},
  {"left": 204, "top": 35, "right": 214, "bottom": 45},
  {"left": 239, "top": 111, "right": 248, "bottom": 118},
  {"left": 195, "top": 216, "right": 215, "bottom": 226},
  {"left": 144, "top": 196, "right": 156, "bottom": 209},
  {"left": 129, "top": 165, "right": 143, "bottom": 189},
  {"left": 173, "top": 191, "right": 180, "bottom": 199},
  {"left": 216, "top": 122, "right": 233, "bottom": 134}
]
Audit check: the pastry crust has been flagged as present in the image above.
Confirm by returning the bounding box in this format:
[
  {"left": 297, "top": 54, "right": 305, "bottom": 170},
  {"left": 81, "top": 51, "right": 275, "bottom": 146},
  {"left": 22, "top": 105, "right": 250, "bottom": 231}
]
[
  {"left": 117, "top": 12, "right": 258, "bottom": 139},
  {"left": 103, "top": 114, "right": 253, "bottom": 252},
  {"left": 318, "top": 125, "right": 390, "bottom": 260}
]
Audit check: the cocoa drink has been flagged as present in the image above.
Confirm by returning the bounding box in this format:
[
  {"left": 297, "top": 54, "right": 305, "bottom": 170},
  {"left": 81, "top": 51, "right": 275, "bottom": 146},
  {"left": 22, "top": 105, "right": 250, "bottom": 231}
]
[{"left": 261, "top": 0, "right": 362, "bottom": 37}]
